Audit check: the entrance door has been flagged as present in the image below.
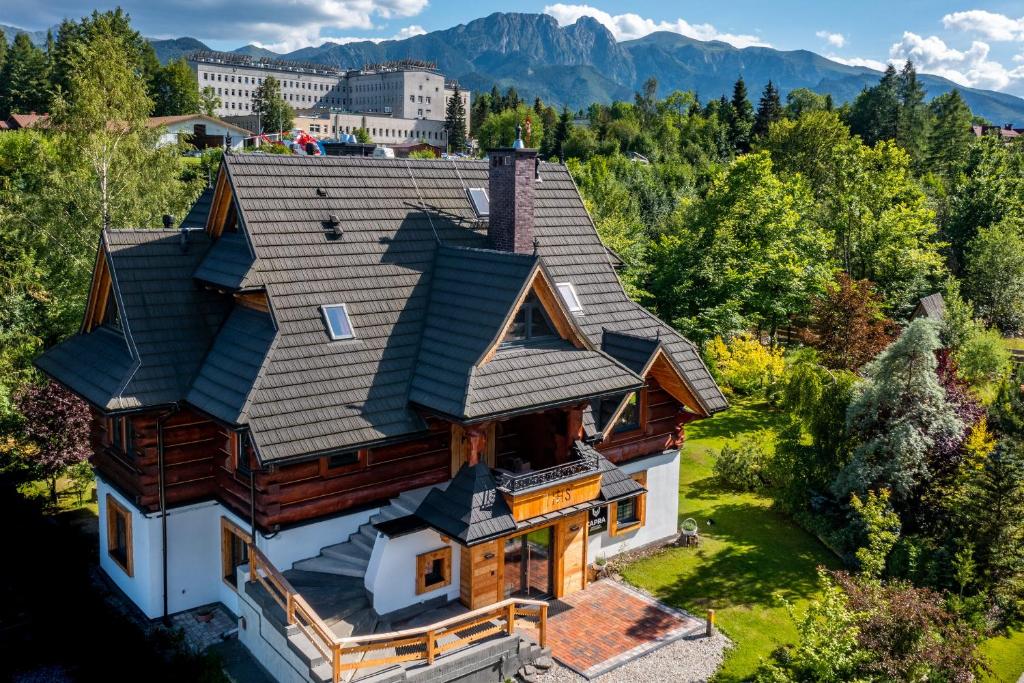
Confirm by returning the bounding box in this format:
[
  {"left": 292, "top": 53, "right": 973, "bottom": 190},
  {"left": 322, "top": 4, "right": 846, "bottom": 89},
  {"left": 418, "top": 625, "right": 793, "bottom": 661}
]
[{"left": 503, "top": 527, "right": 553, "bottom": 598}]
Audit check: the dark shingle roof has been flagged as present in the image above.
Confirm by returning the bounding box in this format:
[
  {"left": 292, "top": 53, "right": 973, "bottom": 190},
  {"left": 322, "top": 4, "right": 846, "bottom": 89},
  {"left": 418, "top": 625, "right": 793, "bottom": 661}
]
[
  {"left": 464, "top": 341, "right": 641, "bottom": 420},
  {"left": 186, "top": 307, "right": 275, "bottom": 424},
  {"left": 408, "top": 245, "right": 538, "bottom": 417},
  {"left": 180, "top": 187, "right": 214, "bottom": 230},
  {"left": 39, "top": 154, "right": 725, "bottom": 461},
  {"left": 415, "top": 462, "right": 517, "bottom": 545},
  {"left": 912, "top": 293, "right": 945, "bottom": 321},
  {"left": 192, "top": 231, "right": 256, "bottom": 290},
  {"left": 36, "top": 230, "right": 230, "bottom": 411},
  {"left": 601, "top": 330, "right": 660, "bottom": 375}
]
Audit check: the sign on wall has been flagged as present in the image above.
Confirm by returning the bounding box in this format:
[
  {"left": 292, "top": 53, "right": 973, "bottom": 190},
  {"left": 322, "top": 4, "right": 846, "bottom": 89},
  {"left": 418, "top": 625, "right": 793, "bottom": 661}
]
[{"left": 588, "top": 505, "right": 608, "bottom": 533}]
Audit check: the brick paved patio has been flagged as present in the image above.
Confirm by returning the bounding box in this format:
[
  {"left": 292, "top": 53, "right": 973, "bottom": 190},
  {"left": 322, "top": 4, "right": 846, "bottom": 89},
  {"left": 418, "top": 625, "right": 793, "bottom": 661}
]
[{"left": 519, "top": 580, "right": 705, "bottom": 679}]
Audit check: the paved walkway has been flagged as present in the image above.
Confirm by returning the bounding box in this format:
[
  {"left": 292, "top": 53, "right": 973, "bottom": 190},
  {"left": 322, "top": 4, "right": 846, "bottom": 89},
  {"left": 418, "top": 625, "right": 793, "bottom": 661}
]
[{"left": 522, "top": 580, "right": 705, "bottom": 679}]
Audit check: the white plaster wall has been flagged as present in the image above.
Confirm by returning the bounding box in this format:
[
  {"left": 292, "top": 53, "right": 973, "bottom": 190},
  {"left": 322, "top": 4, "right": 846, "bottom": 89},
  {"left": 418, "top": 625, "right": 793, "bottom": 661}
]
[
  {"left": 260, "top": 507, "right": 379, "bottom": 571},
  {"left": 157, "top": 122, "right": 246, "bottom": 150},
  {"left": 365, "top": 529, "right": 461, "bottom": 617},
  {"left": 97, "top": 479, "right": 162, "bottom": 618},
  {"left": 587, "top": 450, "right": 681, "bottom": 563}
]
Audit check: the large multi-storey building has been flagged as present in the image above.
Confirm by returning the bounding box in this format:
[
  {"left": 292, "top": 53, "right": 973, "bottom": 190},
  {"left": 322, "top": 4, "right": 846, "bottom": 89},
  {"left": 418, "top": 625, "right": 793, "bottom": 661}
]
[{"left": 188, "top": 51, "right": 469, "bottom": 136}]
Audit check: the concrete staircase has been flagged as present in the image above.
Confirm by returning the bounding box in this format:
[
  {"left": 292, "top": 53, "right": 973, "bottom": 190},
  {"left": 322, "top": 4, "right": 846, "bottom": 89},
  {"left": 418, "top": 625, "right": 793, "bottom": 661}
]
[{"left": 292, "top": 487, "right": 434, "bottom": 579}]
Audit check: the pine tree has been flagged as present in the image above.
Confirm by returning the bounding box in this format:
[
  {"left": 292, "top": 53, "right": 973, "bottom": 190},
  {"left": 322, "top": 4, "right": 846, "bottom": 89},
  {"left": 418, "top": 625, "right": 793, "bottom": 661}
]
[
  {"left": 443, "top": 84, "right": 467, "bottom": 153},
  {"left": 552, "top": 106, "right": 573, "bottom": 159},
  {"left": 896, "top": 61, "right": 929, "bottom": 166},
  {"left": 0, "top": 32, "right": 8, "bottom": 76},
  {"left": 504, "top": 86, "right": 520, "bottom": 110},
  {"left": 727, "top": 76, "right": 754, "bottom": 153},
  {"left": 152, "top": 57, "right": 201, "bottom": 117},
  {"left": 835, "top": 319, "right": 965, "bottom": 502},
  {"left": 470, "top": 91, "right": 491, "bottom": 137},
  {"left": 847, "top": 64, "right": 900, "bottom": 145},
  {"left": 926, "top": 89, "right": 972, "bottom": 177},
  {"left": 753, "top": 80, "right": 783, "bottom": 137},
  {"left": 0, "top": 33, "right": 49, "bottom": 118},
  {"left": 489, "top": 85, "right": 502, "bottom": 114}
]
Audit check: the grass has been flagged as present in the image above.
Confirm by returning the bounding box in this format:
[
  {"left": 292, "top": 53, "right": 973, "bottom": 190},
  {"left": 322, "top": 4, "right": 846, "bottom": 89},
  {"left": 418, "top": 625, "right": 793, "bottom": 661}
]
[
  {"left": 619, "top": 397, "right": 839, "bottom": 681},
  {"left": 1001, "top": 337, "right": 1024, "bottom": 352},
  {"left": 981, "top": 628, "right": 1024, "bottom": 682}
]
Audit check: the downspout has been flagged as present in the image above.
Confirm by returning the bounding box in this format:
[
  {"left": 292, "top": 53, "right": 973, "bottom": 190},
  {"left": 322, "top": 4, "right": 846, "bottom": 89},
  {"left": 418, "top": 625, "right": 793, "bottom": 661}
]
[{"left": 157, "top": 404, "right": 179, "bottom": 625}]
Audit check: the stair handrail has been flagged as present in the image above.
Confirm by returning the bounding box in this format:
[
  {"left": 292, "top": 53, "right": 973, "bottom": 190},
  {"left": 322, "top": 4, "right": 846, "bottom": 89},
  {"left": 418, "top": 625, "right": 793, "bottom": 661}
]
[{"left": 246, "top": 542, "right": 549, "bottom": 682}]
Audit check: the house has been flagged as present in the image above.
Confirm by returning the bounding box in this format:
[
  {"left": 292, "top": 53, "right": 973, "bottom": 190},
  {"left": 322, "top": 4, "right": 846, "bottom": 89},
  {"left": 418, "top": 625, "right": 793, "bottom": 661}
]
[
  {"left": 36, "top": 139, "right": 726, "bottom": 681},
  {"left": 910, "top": 292, "right": 945, "bottom": 322},
  {"left": 971, "top": 123, "right": 1024, "bottom": 140},
  {"left": 148, "top": 115, "right": 249, "bottom": 151},
  {"left": 4, "top": 112, "right": 49, "bottom": 130}
]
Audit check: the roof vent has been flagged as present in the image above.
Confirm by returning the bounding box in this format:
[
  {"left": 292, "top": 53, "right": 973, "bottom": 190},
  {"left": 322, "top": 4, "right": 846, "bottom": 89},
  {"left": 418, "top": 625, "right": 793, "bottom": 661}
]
[
  {"left": 316, "top": 187, "right": 328, "bottom": 197},
  {"left": 325, "top": 214, "right": 343, "bottom": 240},
  {"left": 162, "top": 214, "right": 174, "bottom": 229}
]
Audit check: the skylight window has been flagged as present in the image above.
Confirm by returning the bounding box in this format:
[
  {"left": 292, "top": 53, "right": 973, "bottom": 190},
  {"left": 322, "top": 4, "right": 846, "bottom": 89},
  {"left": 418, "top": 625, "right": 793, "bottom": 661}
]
[
  {"left": 556, "top": 282, "right": 583, "bottom": 313},
  {"left": 467, "top": 187, "right": 489, "bottom": 217},
  {"left": 321, "top": 304, "right": 355, "bottom": 340}
]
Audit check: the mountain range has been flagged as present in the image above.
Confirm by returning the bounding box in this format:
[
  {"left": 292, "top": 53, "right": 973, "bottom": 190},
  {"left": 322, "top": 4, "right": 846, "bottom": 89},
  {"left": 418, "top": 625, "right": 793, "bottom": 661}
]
[{"left": 4, "top": 13, "right": 1024, "bottom": 123}]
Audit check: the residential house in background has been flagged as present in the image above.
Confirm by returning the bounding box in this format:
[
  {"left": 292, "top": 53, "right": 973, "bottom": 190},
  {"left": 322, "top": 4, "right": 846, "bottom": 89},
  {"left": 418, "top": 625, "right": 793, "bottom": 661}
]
[
  {"left": 148, "top": 115, "right": 250, "bottom": 151},
  {"left": 36, "top": 139, "right": 725, "bottom": 681}
]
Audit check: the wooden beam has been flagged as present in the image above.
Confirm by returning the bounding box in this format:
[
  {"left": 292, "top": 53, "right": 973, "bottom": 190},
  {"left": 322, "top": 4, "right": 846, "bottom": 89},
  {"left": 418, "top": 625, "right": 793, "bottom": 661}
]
[{"left": 206, "top": 167, "right": 233, "bottom": 238}]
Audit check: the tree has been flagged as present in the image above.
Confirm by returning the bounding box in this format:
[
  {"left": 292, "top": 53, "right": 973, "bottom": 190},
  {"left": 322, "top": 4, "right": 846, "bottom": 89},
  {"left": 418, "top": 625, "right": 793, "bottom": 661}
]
[
  {"left": 199, "top": 86, "right": 221, "bottom": 117},
  {"left": 753, "top": 80, "right": 782, "bottom": 138},
  {"left": 470, "top": 90, "right": 491, "bottom": 137},
  {"left": 926, "top": 90, "right": 973, "bottom": 177},
  {"left": 552, "top": 106, "right": 573, "bottom": 159},
  {"left": 850, "top": 489, "right": 901, "bottom": 580},
  {"left": 251, "top": 75, "right": 294, "bottom": 133},
  {"left": 836, "top": 319, "right": 964, "bottom": 502},
  {"left": 726, "top": 76, "right": 754, "bottom": 153},
  {"left": 151, "top": 58, "right": 200, "bottom": 117},
  {"left": 847, "top": 64, "right": 900, "bottom": 146},
  {"left": 958, "top": 440, "right": 1024, "bottom": 617},
  {"left": 443, "top": 84, "right": 467, "bottom": 153},
  {"left": 963, "top": 218, "right": 1024, "bottom": 334},
  {"left": 0, "top": 33, "right": 49, "bottom": 118},
  {"left": 990, "top": 365, "right": 1024, "bottom": 439},
  {"left": 0, "top": 31, "right": 7, "bottom": 77},
  {"left": 475, "top": 104, "right": 545, "bottom": 152},
  {"left": 14, "top": 381, "right": 91, "bottom": 504},
  {"left": 895, "top": 61, "right": 929, "bottom": 166},
  {"left": 805, "top": 274, "right": 896, "bottom": 371},
  {"left": 784, "top": 87, "right": 830, "bottom": 119},
  {"left": 651, "top": 152, "right": 832, "bottom": 341},
  {"left": 704, "top": 333, "right": 784, "bottom": 396},
  {"left": 354, "top": 126, "right": 371, "bottom": 143}
]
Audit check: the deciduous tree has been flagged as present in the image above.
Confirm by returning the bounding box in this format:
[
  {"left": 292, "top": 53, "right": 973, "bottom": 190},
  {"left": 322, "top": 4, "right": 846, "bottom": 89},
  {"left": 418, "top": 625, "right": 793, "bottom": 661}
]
[
  {"left": 151, "top": 57, "right": 200, "bottom": 117},
  {"left": 14, "top": 381, "right": 91, "bottom": 504},
  {"left": 963, "top": 218, "right": 1024, "bottom": 334},
  {"left": 805, "top": 273, "right": 896, "bottom": 371}
]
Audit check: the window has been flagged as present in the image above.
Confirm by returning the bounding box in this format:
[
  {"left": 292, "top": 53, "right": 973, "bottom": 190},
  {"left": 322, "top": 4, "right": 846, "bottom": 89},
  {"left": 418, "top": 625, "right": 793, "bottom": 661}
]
[
  {"left": 467, "top": 187, "right": 489, "bottom": 217},
  {"left": 106, "top": 494, "right": 133, "bottom": 576},
  {"left": 110, "top": 415, "right": 124, "bottom": 451},
  {"left": 102, "top": 296, "right": 122, "bottom": 330},
  {"left": 502, "top": 294, "right": 556, "bottom": 346},
  {"left": 416, "top": 546, "right": 452, "bottom": 594},
  {"left": 321, "top": 304, "right": 355, "bottom": 340},
  {"left": 556, "top": 282, "right": 583, "bottom": 313},
  {"left": 609, "top": 471, "right": 647, "bottom": 537},
  {"left": 229, "top": 431, "right": 250, "bottom": 476},
  {"left": 221, "top": 518, "right": 251, "bottom": 589},
  {"left": 615, "top": 392, "right": 641, "bottom": 432}
]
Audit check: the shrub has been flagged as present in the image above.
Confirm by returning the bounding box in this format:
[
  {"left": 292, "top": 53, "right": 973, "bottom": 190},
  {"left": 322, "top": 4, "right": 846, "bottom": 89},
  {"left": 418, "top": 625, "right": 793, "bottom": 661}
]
[
  {"left": 955, "top": 326, "right": 1011, "bottom": 396},
  {"left": 713, "top": 433, "right": 774, "bottom": 491},
  {"left": 705, "top": 333, "right": 784, "bottom": 396}
]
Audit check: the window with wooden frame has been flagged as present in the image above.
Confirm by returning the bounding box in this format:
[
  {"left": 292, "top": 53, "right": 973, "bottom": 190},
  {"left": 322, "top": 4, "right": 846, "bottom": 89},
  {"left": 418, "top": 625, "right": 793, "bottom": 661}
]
[
  {"left": 416, "top": 546, "right": 452, "bottom": 595},
  {"left": 106, "top": 494, "right": 133, "bottom": 576},
  {"left": 609, "top": 471, "right": 647, "bottom": 537},
  {"left": 221, "top": 517, "right": 252, "bottom": 589},
  {"left": 319, "top": 449, "right": 365, "bottom": 478},
  {"left": 600, "top": 390, "right": 646, "bottom": 436}
]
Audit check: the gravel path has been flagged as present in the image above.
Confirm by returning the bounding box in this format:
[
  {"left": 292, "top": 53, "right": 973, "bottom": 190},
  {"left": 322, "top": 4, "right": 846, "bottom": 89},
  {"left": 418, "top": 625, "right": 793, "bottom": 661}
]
[{"left": 538, "top": 632, "right": 731, "bottom": 683}]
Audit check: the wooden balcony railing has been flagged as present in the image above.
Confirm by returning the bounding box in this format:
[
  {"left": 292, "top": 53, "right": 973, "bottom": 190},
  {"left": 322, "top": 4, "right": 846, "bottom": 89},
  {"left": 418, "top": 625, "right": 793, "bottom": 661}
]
[{"left": 246, "top": 543, "right": 548, "bottom": 682}]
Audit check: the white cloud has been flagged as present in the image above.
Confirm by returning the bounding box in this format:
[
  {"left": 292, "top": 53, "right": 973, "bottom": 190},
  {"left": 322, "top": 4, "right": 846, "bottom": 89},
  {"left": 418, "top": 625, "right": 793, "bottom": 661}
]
[
  {"left": 827, "top": 54, "right": 889, "bottom": 71},
  {"left": 543, "top": 3, "right": 770, "bottom": 48},
  {"left": 5, "top": 0, "right": 429, "bottom": 53},
  {"left": 816, "top": 30, "right": 846, "bottom": 48},
  {"left": 889, "top": 31, "right": 1024, "bottom": 91},
  {"left": 257, "top": 24, "right": 428, "bottom": 51},
  {"left": 942, "top": 10, "right": 1024, "bottom": 42}
]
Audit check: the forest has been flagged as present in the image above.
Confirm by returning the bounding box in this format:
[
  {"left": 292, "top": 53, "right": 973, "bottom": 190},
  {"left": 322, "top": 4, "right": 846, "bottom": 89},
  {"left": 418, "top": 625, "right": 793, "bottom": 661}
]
[{"left": 1, "top": 9, "right": 1023, "bottom": 680}]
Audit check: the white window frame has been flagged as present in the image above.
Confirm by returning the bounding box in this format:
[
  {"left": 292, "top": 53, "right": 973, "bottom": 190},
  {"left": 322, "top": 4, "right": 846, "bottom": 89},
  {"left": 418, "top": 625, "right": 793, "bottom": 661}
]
[
  {"left": 556, "top": 282, "right": 584, "bottom": 313},
  {"left": 321, "top": 303, "right": 356, "bottom": 340}
]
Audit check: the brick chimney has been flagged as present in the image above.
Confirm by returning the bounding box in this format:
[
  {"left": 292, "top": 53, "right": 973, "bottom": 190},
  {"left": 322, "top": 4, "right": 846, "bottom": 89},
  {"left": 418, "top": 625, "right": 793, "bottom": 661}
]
[{"left": 487, "top": 127, "right": 538, "bottom": 254}]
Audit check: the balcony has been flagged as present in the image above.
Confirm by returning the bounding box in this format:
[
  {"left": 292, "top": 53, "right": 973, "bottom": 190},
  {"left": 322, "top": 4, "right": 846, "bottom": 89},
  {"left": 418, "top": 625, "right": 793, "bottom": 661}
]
[
  {"left": 494, "top": 445, "right": 602, "bottom": 522},
  {"left": 495, "top": 449, "right": 599, "bottom": 495}
]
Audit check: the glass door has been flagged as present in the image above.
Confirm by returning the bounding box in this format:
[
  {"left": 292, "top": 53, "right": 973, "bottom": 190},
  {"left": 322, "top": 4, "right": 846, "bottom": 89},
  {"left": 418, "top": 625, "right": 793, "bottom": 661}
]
[{"left": 503, "top": 527, "right": 554, "bottom": 598}]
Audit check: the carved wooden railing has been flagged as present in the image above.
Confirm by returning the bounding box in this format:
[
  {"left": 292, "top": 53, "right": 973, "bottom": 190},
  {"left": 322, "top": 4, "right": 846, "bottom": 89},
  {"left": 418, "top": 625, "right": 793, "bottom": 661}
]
[{"left": 246, "top": 543, "right": 548, "bottom": 682}]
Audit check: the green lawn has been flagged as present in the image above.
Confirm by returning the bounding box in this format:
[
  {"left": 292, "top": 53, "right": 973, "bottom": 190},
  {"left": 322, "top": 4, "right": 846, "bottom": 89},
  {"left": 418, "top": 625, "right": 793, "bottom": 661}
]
[
  {"left": 620, "top": 397, "right": 839, "bottom": 681},
  {"left": 981, "top": 628, "right": 1024, "bottom": 682}
]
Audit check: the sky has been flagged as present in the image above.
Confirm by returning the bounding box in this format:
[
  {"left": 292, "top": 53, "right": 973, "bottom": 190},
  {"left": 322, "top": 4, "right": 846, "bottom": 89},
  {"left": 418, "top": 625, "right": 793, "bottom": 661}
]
[{"left": 3, "top": 1, "right": 1024, "bottom": 96}]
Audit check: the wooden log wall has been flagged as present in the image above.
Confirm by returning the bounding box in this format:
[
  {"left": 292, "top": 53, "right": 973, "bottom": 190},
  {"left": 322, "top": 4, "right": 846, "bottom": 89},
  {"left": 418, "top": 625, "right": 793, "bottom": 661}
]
[
  {"left": 91, "top": 408, "right": 453, "bottom": 530},
  {"left": 598, "top": 378, "right": 690, "bottom": 464}
]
